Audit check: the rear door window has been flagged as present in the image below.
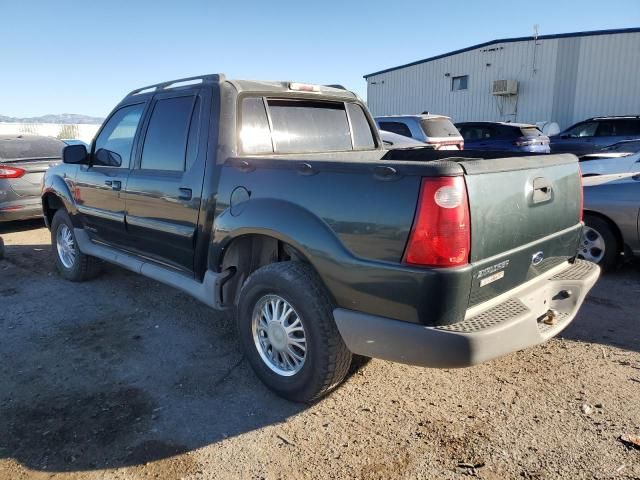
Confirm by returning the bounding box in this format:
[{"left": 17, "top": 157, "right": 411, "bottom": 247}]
[
  {"left": 459, "top": 125, "right": 491, "bottom": 140},
  {"left": 420, "top": 118, "right": 460, "bottom": 138},
  {"left": 378, "top": 121, "right": 412, "bottom": 138},
  {"left": 616, "top": 119, "right": 640, "bottom": 136},
  {"left": 141, "top": 96, "right": 195, "bottom": 171}
]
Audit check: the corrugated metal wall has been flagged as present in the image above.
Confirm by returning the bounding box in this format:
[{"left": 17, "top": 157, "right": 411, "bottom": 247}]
[{"left": 366, "top": 31, "right": 640, "bottom": 129}]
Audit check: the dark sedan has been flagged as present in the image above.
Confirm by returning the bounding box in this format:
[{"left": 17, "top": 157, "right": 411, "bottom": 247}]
[{"left": 581, "top": 173, "right": 640, "bottom": 270}]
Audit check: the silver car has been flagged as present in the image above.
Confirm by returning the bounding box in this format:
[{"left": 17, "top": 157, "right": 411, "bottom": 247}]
[
  {"left": 581, "top": 173, "right": 640, "bottom": 270},
  {"left": 0, "top": 135, "right": 64, "bottom": 222},
  {"left": 375, "top": 114, "right": 464, "bottom": 150}
]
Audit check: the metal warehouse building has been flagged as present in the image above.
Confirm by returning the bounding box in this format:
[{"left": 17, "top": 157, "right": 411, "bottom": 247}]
[{"left": 364, "top": 28, "right": 640, "bottom": 130}]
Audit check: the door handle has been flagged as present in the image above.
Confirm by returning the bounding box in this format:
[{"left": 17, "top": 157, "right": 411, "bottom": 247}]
[
  {"left": 105, "top": 180, "right": 121, "bottom": 191},
  {"left": 178, "top": 188, "right": 192, "bottom": 201}
]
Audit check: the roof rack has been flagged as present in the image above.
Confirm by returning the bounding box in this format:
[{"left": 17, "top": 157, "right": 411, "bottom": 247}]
[{"left": 125, "top": 74, "right": 222, "bottom": 98}]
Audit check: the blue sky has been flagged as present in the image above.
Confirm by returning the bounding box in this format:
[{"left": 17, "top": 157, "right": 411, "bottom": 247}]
[{"left": 2, "top": 0, "right": 638, "bottom": 117}]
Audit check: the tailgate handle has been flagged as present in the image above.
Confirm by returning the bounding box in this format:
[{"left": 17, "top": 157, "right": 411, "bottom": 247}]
[{"left": 532, "top": 177, "right": 552, "bottom": 203}]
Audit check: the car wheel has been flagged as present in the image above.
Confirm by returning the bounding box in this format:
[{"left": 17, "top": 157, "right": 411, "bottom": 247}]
[
  {"left": 51, "top": 209, "right": 102, "bottom": 281},
  {"left": 237, "top": 261, "right": 352, "bottom": 403},
  {"left": 578, "top": 215, "right": 619, "bottom": 271}
]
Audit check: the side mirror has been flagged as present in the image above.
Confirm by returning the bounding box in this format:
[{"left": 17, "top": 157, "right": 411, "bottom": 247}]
[
  {"left": 63, "top": 144, "right": 88, "bottom": 164},
  {"left": 94, "top": 148, "right": 122, "bottom": 167}
]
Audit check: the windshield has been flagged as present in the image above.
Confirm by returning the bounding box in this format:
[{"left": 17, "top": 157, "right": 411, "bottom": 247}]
[
  {"left": 0, "top": 135, "right": 64, "bottom": 161},
  {"left": 420, "top": 118, "right": 460, "bottom": 138}
]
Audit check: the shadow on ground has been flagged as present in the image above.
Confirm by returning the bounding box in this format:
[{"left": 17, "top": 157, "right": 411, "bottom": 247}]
[
  {"left": 0, "top": 241, "right": 638, "bottom": 474},
  {"left": 561, "top": 258, "right": 640, "bottom": 354},
  {"left": 0, "top": 243, "right": 306, "bottom": 473},
  {"left": 0, "top": 218, "right": 45, "bottom": 234}
]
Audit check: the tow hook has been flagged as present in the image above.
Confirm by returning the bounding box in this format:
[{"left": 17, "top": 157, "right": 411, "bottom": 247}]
[{"left": 542, "top": 308, "right": 559, "bottom": 325}]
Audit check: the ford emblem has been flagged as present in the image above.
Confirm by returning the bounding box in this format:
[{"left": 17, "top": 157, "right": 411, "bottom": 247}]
[{"left": 531, "top": 251, "right": 544, "bottom": 266}]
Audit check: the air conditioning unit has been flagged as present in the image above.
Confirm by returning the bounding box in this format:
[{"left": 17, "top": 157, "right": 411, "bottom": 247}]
[{"left": 492, "top": 80, "right": 518, "bottom": 96}]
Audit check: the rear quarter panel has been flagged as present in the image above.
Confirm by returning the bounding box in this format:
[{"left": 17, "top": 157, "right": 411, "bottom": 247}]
[{"left": 584, "top": 177, "right": 640, "bottom": 254}]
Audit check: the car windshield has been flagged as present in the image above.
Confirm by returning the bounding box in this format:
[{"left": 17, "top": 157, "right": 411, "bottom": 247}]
[
  {"left": 420, "top": 118, "right": 460, "bottom": 138},
  {"left": 0, "top": 135, "right": 64, "bottom": 161}
]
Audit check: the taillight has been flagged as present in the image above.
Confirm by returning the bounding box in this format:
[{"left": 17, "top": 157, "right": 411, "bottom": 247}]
[
  {"left": 0, "top": 166, "right": 26, "bottom": 179},
  {"left": 403, "top": 176, "right": 471, "bottom": 267},
  {"left": 513, "top": 137, "right": 535, "bottom": 147}
]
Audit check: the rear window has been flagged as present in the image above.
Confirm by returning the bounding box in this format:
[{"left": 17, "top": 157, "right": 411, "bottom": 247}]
[
  {"left": 420, "top": 118, "right": 460, "bottom": 138},
  {"left": 378, "top": 121, "right": 412, "bottom": 138},
  {"left": 0, "top": 135, "right": 64, "bottom": 161},
  {"left": 520, "top": 127, "right": 543, "bottom": 138},
  {"left": 239, "top": 97, "right": 376, "bottom": 154}
]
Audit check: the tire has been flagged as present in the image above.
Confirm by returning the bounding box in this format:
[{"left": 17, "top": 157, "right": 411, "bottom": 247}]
[
  {"left": 237, "top": 262, "right": 352, "bottom": 403},
  {"left": 50, "top": 209, "right": 102, "bottom": 281},
  {"left": 578, "top": 215, "right": 619, "bottom": 271}
]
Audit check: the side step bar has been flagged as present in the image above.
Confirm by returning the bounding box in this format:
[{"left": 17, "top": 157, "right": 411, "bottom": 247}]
[{"left": 74, "top": 228, "right": 229, "bottom": 309}]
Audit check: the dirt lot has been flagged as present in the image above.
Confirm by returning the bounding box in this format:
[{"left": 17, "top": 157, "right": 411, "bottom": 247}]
[{"left": 0, "top": 221, "right": 639, "bottom": 479}]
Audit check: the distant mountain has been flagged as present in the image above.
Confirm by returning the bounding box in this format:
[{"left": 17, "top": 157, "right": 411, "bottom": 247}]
[{"left": 0, "top": 113, "right": 104, "bottom": 125}]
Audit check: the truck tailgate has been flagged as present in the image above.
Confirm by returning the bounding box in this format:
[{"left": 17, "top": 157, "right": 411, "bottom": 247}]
[{"left": 458, "top": 154, "right": 582, "bottom": 306}]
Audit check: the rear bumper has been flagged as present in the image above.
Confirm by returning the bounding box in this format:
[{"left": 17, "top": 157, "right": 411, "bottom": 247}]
[
  {"left": 0, "top": 197, "right": 43, "bottom": 222},
  {"left": 334, "top": 259, "right": 599, "bottom": 368}
]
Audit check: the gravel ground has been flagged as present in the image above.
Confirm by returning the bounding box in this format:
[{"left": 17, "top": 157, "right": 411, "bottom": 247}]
[{"left": 0, "top": 221, "right": 639, "bottom": 480}]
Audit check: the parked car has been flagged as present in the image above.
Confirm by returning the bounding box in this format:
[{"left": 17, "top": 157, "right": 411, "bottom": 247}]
[
  {"left": 0, "top": 134, "right": 64, "bottom": 222},
  {"left": 42, "top": 74, "right": 598, "bottom": 402},
  {"left": 581, "top": 173, "right": 640, "bottom": 270},
  {"left": 375, "top": 114, "right": 463, "bottom": 150},
  {"left": 550, "top": 116, "right": 640, "bottom": 154},
  {"left": 579, "top": 140, "right": 640, "bottom": 176},
  {"left": 379, "top": 130, "right": 430, "bottom": 149},
  {"left": 455, "top": 122, "right": 550, "bottom": 153}
]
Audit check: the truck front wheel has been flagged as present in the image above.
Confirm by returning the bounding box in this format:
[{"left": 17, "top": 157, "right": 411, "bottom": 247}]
[
  {"left": 51, "top": 209, "right": 102, "bottom": 281},
  {"left": 237, "top": 262, "right": 351, "bottom": 403}
]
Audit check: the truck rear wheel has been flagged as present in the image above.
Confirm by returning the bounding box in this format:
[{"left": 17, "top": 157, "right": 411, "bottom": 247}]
[
  {"left": 237, "top": 261, "right": 351, "bottom": 403},
  {"left": 51, "top": 209, "right": 102, "bottom": 281}
]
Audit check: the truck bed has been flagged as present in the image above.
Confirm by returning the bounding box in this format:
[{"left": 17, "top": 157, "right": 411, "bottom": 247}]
[{"left": 216, "top": 149, "right": 582, "bottom": 325}]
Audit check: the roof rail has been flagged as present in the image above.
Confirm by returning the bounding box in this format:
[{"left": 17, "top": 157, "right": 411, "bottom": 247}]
[{"left": 125, "top": 74, "right": 222, "bottom": 98}]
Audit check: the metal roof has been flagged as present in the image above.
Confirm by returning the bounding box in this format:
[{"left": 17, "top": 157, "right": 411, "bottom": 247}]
[{"left": 363, "top": 27, "right": 640, "bottom": 79}]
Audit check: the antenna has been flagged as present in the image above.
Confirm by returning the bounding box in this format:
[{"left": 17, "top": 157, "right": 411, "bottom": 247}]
[{"left": 532, "top": 24, "right": 540, "bottom": 76}]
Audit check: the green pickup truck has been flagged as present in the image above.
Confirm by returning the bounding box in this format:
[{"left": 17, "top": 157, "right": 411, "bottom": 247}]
[{"left": 42, "top": 75, "right": 599, "bottom": 402}]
